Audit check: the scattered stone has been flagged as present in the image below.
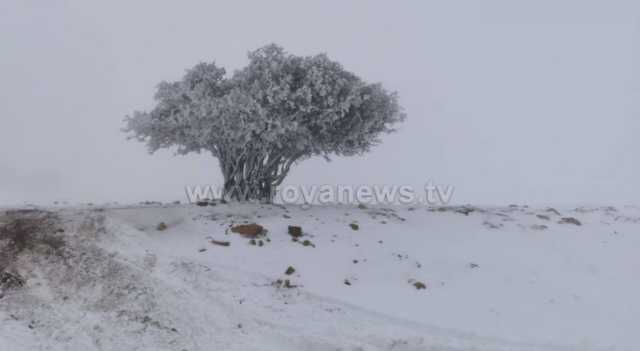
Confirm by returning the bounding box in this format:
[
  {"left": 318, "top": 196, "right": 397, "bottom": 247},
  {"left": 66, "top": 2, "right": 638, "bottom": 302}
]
[
  {"left": 344, "top": 279, "right": 352, "bottom": 286},
  {"left": 198, "top": 248, "right": 207, "bottom": 253},
  {"left": 301, "top": 240, "right": 315, "bottom": 248},
  {"left": 285, "top": 266, "right": 296, "bottom": 275},
  {"left": 288, "top": 225, "right": 303, "bottom": 238},
  {"left": 559, "top": 217, "right": 581, "bottom": 226},
  {"left": 357, "top": 203, "right": 368, "bottom": 210},
  {"left": 231, "top": 223, "right": 265, "bottom": 238},
  {"left": 258, "top": 240, "right": 264, "bottom": 247},
  {"left": 536, "top": 214, "right": 550, "bottom": 221},
  {"left": 210, "top": 239, "right": 230, "bottom": 247},
  {"left": 531, "top": 224, "right": 548, "bottom": 231},
  {"left": 546, "top": 208, "right": 561, "bottom": 216},
  {"left": 349, "top": 223, "right": 360, "bottom": 231},
  {"left": 274, "top": 279, "right": 296, "bottom": 289},
  {"left": 455, "top": 207, "right": 475, "bottom": 216},
  {"left": 353, "top": 259, "right": 359, "bottom": 264},
  {"left": 283, "top": 214, "right": 292, "bottom": 219},
  {"left": 412, "top": 281, "right": 427, "bottom": 290},
  {"left": 156, "top": 222, "right": 168, "bottom": 231},
  {"left": 196, "top": 201, "right": 209, "bottom": 207},
  {"left": 469, "top": 263, "right": 479, "bottom": 269},
  {"left": 483, "top": 220, "right": 503, "bottom": 229},
  {"left": 249, "top": 239, "right": 257, "bottom": 246}
]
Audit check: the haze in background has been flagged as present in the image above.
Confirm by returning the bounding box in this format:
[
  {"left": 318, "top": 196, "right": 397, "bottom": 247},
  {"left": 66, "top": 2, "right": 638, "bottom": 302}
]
[{"left": 1, "top": 0, "right": 638, "bottom": 206}]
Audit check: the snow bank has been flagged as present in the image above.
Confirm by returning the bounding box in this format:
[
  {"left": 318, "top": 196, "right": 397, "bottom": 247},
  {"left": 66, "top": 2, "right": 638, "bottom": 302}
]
[{"left": 1, "top": 203, "right": 637, "bottom": 350}]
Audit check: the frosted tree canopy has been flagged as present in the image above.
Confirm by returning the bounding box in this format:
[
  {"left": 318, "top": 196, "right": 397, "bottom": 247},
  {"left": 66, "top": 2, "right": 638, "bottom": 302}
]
[{"left": 125, "top": 44, "right": 405, "bottom": 201}]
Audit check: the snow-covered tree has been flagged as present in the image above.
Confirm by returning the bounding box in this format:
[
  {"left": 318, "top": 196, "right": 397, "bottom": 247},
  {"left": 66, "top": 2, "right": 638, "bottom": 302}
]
[{"left": 124, "top": 44, "right": 405, "bottom": 201}]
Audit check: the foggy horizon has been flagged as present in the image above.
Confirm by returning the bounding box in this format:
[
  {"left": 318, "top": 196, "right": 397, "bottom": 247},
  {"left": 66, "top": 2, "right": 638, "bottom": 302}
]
[{"left": 2, "top": 0, "right": 638, "bottom": 207}]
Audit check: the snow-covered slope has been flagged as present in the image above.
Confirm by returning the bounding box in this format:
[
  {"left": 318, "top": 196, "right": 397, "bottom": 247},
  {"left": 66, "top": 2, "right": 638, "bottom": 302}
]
[{"left": 1, "top": 203, "right": 637, "bottom": 350}]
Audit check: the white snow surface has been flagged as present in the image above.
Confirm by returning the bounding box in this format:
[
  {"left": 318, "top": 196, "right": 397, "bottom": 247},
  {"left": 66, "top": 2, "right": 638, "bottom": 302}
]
[{"left": 0, "top": 203, "right": 638, "bottom": 350}]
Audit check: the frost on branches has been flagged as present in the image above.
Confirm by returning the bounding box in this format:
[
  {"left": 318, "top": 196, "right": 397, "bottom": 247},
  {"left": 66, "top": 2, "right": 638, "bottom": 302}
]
[{"left": 124, "top": 44, "right": 405, "bottom": 202}]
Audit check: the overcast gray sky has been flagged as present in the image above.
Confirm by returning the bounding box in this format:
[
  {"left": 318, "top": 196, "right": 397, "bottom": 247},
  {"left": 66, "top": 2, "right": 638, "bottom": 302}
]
[{"left": 1, "top": 0, "right": 638, "bottom": 206}]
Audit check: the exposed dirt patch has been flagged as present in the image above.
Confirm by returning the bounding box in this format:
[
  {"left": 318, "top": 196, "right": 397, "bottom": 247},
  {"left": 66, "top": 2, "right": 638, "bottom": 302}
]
[
  {"left": 0, "top": 271, "right": 25, "bottom": 294},
  {"left": 0, "top": 210, "right": 64, "bottom": 273}
]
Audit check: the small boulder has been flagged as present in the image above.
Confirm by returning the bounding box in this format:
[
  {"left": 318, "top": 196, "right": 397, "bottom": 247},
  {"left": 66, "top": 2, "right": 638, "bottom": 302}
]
[
  {"left": 288, "top": 225, "right": 302, "bottom": 238},
  {"left": 231, "top": 224, "right": 265, "bottom": 238},
  {"left": 413, "top": 281, "right": 427, "bottom": 290},
  {"left": 285, "top": 266, "right": 296, "bottom": 275},
  {"left": 349, "top": 223, "right": 360, "bottom": 231},
  {"left": 156, "top": 222, "right": 168, "bottom": 231}
]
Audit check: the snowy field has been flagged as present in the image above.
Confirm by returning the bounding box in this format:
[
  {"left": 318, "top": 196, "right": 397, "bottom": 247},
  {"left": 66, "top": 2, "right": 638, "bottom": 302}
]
[{"left": 0, "top": 203, "right": 638, "bottom": 350}]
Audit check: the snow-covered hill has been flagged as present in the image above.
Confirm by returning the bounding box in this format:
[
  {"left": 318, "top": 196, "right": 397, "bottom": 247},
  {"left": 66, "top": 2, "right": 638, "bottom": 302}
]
[{"left": 1, "top": 203, "right": 638, "bottom": 350}]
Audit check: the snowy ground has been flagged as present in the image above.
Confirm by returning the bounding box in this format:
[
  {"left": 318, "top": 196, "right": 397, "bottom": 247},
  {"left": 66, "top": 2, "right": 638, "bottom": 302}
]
[{"left": 0, "top": 203, "right": 638, "bottom": 350}]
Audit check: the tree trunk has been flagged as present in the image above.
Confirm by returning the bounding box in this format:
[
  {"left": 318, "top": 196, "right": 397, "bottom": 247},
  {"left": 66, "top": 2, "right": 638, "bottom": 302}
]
[{"left": 219, "top": 150, "right": 299, "bottom": 203}]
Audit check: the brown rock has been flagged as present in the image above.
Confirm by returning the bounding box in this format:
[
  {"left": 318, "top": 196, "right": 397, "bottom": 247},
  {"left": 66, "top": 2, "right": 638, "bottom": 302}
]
[
  {"left": 231, "top": 223, "right": 264, "bottom": 238},
  {"left": 288, "top": 225, "right": 302, "bottom": 238}
]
